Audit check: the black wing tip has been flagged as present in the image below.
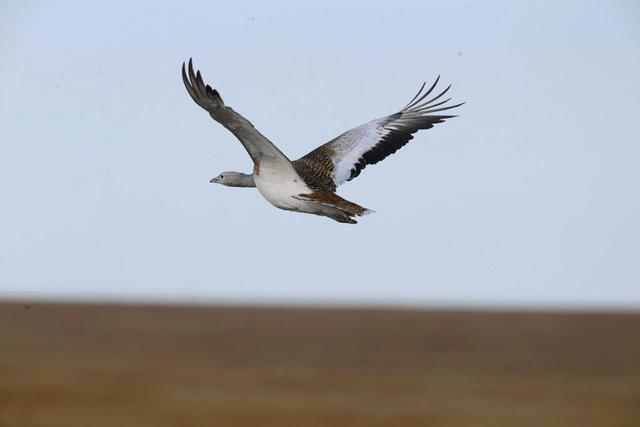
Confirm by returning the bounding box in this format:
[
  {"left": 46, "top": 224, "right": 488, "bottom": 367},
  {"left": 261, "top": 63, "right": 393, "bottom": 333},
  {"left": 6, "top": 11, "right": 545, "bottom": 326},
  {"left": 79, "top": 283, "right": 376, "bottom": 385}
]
[
  {"left": 403, "top": 76, "right": 442, "bottom": 110},
  {"left": 181, "top": 58, "right": 225, "bottom": 108},
  {"left": 401, "top": 75, "right": 466, "bottom": 114},
  {"left": 443, "top": 101, "right": 466, "bottom": 112},
  {"left": 181, "top": 57, "right": 190, "bottom": 76}
]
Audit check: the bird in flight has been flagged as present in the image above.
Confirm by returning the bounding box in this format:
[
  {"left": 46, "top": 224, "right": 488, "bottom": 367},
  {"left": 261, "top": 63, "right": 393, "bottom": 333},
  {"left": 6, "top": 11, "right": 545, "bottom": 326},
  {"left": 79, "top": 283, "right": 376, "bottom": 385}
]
[{"left": 182, "top": 59, "right": 462, "bottom": 224}]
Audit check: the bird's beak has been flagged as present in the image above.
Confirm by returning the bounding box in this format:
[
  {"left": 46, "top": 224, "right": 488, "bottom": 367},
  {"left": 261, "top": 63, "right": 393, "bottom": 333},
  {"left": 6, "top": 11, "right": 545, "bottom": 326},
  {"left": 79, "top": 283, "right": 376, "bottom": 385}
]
[{"left": 209, "top": 177, "right": 219, "bottom": 183}]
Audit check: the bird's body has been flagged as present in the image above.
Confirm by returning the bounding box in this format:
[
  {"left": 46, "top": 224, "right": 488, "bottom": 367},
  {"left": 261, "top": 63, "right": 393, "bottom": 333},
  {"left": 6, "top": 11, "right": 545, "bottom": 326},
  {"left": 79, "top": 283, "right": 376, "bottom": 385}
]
[
  {"left": 182, "top": 59, "right": 462, "bottom": 223},
  {"left": 252, "top": 160, "right": 371, "bottom": 223},
  {"left": 252, "top": 160, "right": 310, "bottom": 212}
]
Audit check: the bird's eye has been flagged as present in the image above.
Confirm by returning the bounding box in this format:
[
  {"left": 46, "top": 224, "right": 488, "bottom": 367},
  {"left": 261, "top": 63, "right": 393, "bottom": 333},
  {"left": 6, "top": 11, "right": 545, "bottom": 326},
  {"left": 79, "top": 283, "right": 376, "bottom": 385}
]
[{"left": 219, "top": 175, "right": 224, "bottom": 179}]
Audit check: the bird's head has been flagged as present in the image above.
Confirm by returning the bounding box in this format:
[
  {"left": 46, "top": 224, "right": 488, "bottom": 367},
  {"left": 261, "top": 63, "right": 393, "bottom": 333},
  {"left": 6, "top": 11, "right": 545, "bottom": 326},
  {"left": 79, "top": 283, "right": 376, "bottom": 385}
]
[
  {"left": 210, "top": 171, "right": 238, "bottom": 186},
  {"left": 209, "top": 171, "right": 255, "bottom": 188}
]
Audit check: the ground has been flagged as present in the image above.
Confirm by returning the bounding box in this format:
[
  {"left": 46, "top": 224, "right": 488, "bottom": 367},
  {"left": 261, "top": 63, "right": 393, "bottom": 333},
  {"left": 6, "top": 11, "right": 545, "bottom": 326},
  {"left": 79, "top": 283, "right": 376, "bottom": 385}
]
[{"left": 1, "top": 303, "right": 639, "bottom": 427}]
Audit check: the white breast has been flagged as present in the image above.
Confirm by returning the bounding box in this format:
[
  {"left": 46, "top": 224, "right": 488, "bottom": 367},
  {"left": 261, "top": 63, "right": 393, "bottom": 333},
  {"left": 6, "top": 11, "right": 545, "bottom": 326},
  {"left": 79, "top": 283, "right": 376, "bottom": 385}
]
[{"left": 253, "top": 160, "right": 312, "bottom": 211}]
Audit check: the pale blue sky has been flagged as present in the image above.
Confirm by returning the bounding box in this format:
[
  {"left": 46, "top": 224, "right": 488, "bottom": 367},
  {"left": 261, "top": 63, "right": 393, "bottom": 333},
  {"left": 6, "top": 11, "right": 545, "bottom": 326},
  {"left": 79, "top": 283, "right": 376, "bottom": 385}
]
[{"left": 1, "top": 1, "right": 638, "bottom": 307}]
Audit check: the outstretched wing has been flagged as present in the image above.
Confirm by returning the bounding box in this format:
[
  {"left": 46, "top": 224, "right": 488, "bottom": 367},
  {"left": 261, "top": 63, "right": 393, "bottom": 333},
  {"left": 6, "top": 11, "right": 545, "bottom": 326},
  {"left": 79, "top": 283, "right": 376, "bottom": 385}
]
[
  {"left": 182, "top": 59, "right": 292, "bottom": 168},
  {"left": 293, "top": 78, "right": 463, "bottom": 191}
]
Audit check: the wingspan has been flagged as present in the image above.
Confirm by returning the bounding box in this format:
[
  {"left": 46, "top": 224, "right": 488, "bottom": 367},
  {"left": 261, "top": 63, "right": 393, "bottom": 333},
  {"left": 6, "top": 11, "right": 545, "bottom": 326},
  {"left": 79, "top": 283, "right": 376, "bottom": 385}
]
[
  {"left": 182, "top": 59, "right": 293, "bottom": 168},
  {"left": 293, "top": 78, "right": 463, "bottom": 191}
]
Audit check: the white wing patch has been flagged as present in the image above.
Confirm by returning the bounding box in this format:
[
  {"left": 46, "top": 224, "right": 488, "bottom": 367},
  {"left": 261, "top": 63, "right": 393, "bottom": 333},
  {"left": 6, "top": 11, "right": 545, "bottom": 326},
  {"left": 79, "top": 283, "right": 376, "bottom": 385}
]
[{"left": 331, "top": 120, "right": 390, "bottom": 186}]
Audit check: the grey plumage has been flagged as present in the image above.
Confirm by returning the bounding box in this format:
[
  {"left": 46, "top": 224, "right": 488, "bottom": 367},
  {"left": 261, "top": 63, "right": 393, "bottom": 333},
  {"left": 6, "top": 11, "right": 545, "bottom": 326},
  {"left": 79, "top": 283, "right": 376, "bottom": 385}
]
[{"left": 182, "top": 59, "right": 292, "bottom": 166}]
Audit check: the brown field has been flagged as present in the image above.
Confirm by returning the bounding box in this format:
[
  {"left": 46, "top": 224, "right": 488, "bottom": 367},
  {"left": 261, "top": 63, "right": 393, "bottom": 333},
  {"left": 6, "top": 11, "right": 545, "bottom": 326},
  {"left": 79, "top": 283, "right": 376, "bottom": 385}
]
[{"left": 1, "top": 302, "right": 639, "bottom": 427}]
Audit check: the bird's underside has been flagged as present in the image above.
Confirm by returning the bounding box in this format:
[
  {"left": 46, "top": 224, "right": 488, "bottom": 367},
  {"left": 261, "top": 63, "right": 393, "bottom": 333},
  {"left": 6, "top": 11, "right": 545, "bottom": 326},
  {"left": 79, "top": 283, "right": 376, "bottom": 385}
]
[{"left": 182, "top": 59, "right": 462, "bottom": 223}]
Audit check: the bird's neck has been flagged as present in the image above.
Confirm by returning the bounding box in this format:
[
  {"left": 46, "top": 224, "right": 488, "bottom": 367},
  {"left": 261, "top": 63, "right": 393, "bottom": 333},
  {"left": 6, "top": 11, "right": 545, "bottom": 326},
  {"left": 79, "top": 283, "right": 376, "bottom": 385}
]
[{"left": 229, "top": 173, "right": 256, "bottom": 187}]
